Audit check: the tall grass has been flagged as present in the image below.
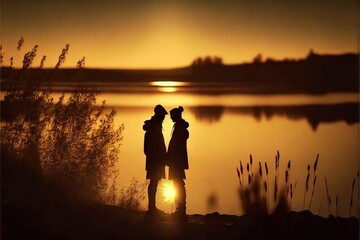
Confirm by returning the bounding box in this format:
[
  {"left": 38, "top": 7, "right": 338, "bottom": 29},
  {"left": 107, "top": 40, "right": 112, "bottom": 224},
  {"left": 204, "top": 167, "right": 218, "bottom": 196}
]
[
  {"left": 236, "top": 151, "right": 327, "bottom": 217},
  {"left": 308, "top": 154, "right": 319, "bottom": 210},
  {"left": 237, "top": 152, "right": 290, "bottom": 217},
  {"left": 1, "top": 37, "right": 124, "bottom": 206},
  {"left": 324, "top": 177, "right": 333, "bottom": 216},
  {"left": 349, "top": 177, "right": 356, "bottom": 216},
  {"left": 235, "top": 152, "right": 359, "bottom": 218}
]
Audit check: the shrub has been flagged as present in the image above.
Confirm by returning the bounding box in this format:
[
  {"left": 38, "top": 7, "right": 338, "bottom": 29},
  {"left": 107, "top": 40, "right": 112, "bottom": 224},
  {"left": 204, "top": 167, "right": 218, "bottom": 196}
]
[
  {"left": 118, "top": 178, "right": 147, "bottom": 211},
  {"left": 1, "top": 38, "right": 124, "bottom": 205}
]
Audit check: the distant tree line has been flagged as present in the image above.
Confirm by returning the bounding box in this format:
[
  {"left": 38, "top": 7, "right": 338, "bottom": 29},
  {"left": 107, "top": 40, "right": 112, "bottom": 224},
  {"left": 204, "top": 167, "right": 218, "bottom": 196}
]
[
  {"left": 191, "top": 56, "right": 223, "bottom": 67},
  {"left": 189, "top": 49, "right": 328, "bottom": 67}
]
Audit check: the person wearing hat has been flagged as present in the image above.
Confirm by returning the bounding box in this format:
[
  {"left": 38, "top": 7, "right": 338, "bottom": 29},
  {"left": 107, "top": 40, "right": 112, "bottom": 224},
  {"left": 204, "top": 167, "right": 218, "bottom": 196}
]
[
  {"left": 143, "top": 104, "right": 168, "bottom": 214},
  {"left": 167, "top": 106, "right": 189, "bottom": 219}
]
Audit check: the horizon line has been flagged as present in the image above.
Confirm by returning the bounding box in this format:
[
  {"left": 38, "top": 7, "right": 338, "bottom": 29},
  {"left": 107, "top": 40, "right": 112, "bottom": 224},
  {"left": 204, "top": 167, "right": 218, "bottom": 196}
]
[{"left": 2, "top": 51, "right": 358, "bottom": 71}]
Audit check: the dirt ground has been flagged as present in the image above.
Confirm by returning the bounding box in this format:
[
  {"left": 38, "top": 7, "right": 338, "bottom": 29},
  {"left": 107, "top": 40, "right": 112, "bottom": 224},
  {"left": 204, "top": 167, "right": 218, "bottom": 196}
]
[{"left": 2, "top": 203, "right": 359, "bottom": 240}]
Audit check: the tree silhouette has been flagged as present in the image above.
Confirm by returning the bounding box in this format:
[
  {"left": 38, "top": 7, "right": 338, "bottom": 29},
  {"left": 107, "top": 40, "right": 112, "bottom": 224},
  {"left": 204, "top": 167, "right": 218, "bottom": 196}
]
[{"left": 191, "top": 55, "right": 223, "bottom": 67}]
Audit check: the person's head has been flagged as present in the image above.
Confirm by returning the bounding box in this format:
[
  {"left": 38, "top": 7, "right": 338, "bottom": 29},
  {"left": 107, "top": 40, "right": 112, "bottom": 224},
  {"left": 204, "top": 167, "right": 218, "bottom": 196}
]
[
  {"left": 170, "top": 106, "right": 184, "bottom": 122},
  {"left": 154, "top": 104, "right": 168, "bottom": 121}
]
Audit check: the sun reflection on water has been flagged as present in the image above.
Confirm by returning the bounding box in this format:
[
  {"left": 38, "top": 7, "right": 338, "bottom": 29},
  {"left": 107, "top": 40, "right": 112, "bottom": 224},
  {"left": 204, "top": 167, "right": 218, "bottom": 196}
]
[
  {"left": 150, "top": 81, "right": 189, "bottom": 93},
  {"left": 150, "top": 81, "right": 189, "bottom": 87},
  {"left": 159, "top": 87, "right": 176, "bottom": 93}
]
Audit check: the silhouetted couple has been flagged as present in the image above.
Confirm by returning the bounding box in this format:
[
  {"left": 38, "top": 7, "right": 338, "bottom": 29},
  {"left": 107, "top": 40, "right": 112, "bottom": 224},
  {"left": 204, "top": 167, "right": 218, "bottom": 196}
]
[{"left": 143, "top": 105, "right": 189, "bottom": 218}]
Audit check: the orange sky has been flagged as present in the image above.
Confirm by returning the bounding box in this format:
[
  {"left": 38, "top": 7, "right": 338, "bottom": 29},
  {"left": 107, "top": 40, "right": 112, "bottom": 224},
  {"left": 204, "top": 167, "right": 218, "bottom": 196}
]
[{"left": 1, "top": 0, "right": 358, "bottom": 69}]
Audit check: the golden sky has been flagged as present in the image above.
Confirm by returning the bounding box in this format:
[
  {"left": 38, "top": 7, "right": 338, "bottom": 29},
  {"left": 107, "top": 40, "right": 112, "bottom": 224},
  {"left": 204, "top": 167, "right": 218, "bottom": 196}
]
[{"left": 1, "top": 0, "right": 358, "bottom": 69}]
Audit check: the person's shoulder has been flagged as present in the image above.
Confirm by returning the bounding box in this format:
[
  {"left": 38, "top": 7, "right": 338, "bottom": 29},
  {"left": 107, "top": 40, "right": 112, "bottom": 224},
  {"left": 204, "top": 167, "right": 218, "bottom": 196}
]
[
  {"left": 143, "top": 118, "right": 153, "bottom": 131},
  {"left": 177, "top": 119, "right": 189, "bottom": 129}
]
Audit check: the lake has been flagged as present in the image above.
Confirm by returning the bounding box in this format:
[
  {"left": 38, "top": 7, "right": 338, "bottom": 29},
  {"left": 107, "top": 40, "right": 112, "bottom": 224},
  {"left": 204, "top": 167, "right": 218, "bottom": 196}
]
[{"left": 93, "top": 90, "right": 359, "bottom": 218}]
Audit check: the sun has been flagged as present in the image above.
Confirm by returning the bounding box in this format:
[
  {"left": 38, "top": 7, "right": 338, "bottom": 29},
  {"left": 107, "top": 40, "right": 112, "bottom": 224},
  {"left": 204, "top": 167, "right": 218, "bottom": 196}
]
[{"left": 161, "top": 181, "right": 176, "bottom": 203}]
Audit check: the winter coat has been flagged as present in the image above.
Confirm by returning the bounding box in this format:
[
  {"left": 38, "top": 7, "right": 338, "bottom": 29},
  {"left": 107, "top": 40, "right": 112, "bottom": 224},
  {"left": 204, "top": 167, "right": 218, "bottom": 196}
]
[
  {"left": 143, "top": 117, "right": 166, "bottom": 178},
  {"left": 168, "top": 119, "right": 189, "bottom": 179}
]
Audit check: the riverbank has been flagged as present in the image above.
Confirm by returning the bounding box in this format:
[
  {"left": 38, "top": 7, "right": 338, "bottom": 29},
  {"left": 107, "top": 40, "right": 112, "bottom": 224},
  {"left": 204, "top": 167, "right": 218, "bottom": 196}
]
[{"left": 2, "top": 203, "right": 359, "bottom": 240}]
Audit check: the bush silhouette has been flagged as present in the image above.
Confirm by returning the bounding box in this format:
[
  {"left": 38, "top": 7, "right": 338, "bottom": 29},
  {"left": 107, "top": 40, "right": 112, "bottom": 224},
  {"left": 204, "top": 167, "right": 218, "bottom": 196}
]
[{"left": 1, "top": 39, "right": 124, "bottom": 206}]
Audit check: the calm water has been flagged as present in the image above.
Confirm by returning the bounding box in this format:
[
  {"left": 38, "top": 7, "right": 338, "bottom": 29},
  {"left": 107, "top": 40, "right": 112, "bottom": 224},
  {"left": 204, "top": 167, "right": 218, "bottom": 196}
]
[
  {"left": 96, "top": 91, "right": 359, "bottom": 218},
  {"left": 2, "top": 83, "right": 358, "bottom": 217}
]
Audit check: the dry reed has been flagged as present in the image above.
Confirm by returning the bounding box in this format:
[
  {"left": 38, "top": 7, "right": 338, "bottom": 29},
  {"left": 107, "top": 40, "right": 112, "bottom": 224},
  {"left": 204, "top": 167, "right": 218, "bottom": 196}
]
[
  {"left": 274, "top": 151, "right": 280, "bottom": 206},
  {"left": 303, "top": 165, "right": 310, "bottom": 210},
  {"left": 325, "top": 177, "right": 333, "bottom": 216},
  {"left": 348, "top": 171, "right": 358, "bottom": 217},
  {"left": 335, "top": 195, "right": 339, "bottom": 217},
  {"left": 237, "top": 166, "right": 242, "bottom": 187},
  {"left": 39, "top": 56, "right": 47, "bottom": 69},
  {"left": 285, "top": 160, "right": 291, "bottom": 197},
  {"left": 240, "top": 161, "right": 244, "bottom": 186},
  {"left": 238, "top": 151, "right": 291, "bottom": 215},
  {"left": 349, "top": 177, "right": 355, "bottom": 216},
  {"left": 265, "top": 161, "right": 269, "bottom": 210},
  {"left": 236, "top": 152, "right": 330, "bottom": 217},
  {"left": 308, "top": 154, "right": 319, "bottom": 210},
  {"left": 17, "top": 36, "right": 24, "bottom": 51},
  {"left": 0, "top": 45, "right": 4, "bottom": 66}
]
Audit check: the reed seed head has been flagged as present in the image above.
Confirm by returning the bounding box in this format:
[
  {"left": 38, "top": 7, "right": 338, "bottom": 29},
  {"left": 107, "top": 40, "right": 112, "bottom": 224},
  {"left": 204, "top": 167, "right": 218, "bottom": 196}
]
[
  {"left": 314, "top": 154, "right": 319, "bottom": 172},
  {"left": 335, "top": 195, "right": 338, "bottom": 208},
  {"left": 265, "top": 162, "right": 268, "bottom": 175},
  {"left": 264, "top": 181, "right": 268, "bottom": 192},
  {"left": 77, "top": 56, "right": 86, "bottom": 69},
  {"left": 40, "top": 55, "right": 47, "bottom": 68},
  {"left": 313, "top": 176, "right": 317, "bottom": 186},
  {"left": 352, "top": 178, "right": 355, "bottom": 189},
  {"left": 0, "top": 45, "right": 3, "bottom": 66},
  {"left": 17, "top": 36, "right": 24, "bottom": 51},
  {"left": 305, "top": 172, "right": 310, "bottom": 191},
  {"left": 22, "top": 45, "right": 38, "bottom": 69},
  {"left": 55, "top": 44, "right": 70, "bottom": 69}
]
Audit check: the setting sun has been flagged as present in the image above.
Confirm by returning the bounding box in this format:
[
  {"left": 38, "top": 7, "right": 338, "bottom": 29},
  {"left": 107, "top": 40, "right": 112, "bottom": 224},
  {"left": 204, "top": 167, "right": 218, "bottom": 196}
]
[{"left": 161, "top": 181, "right": 176, "bottom": 203}]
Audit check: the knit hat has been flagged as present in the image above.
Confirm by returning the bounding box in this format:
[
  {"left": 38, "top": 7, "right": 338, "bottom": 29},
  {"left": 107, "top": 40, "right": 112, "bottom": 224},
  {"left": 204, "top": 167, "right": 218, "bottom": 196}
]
[
  {"left": 154, "top": 104, "right": 168, "bottom": 115},
  {"left": 170, "top": 106, "right": 184, "bottom": 117}
]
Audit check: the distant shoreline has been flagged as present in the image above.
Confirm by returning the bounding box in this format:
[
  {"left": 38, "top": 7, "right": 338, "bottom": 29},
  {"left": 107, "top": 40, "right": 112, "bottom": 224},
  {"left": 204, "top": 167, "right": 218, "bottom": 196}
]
[{"left": 1, "top": 52, "right": 358, "bottom": 94}]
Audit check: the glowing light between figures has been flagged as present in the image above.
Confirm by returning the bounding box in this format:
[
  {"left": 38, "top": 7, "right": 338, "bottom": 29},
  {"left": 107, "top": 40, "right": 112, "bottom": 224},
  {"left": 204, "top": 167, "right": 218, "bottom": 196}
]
[{"left": 161, "top": 181, "right": 176, "bottom": 203}]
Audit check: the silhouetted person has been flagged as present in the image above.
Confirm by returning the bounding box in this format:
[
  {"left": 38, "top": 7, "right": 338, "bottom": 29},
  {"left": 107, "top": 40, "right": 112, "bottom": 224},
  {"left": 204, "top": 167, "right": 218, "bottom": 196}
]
[
  {"left": 143, "top": 104, "right": 168, "bottom": 214},
  {"left": 167, "top": 106, "right": 189, "bottom": 218}
]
